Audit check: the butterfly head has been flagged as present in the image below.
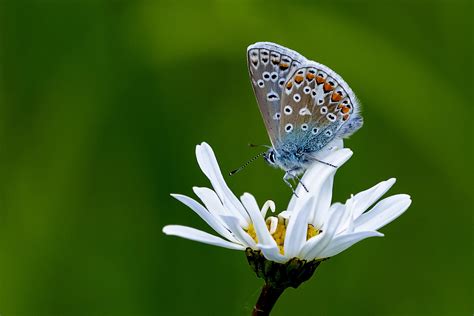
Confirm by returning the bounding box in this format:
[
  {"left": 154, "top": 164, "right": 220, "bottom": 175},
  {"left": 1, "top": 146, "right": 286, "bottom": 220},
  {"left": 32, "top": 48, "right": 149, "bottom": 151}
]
[{"left": 263, "top": 148, "right": 278, "bottom": 167}]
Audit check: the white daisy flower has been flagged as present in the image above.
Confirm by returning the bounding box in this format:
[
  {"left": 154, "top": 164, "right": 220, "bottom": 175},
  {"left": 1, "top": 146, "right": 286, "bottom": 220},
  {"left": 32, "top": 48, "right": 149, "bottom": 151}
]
[{"left": 163, "top": 142, "right": 411, "bottom": 264}]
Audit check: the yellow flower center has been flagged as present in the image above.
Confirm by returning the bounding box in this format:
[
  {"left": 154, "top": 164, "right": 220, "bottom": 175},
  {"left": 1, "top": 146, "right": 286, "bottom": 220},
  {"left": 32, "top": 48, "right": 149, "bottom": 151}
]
[{"left": 246, "top": 216, "right": 321, "bottom": 255}]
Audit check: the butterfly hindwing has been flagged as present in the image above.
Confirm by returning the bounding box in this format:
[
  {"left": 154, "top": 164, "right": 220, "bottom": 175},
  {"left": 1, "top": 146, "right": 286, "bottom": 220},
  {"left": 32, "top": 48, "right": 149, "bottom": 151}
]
[
  {"left": 247, "top": 42, "right": 307, "bottom": 146},
  {"left": 279, "top": 62, "right": 362, "bottom": 154}
]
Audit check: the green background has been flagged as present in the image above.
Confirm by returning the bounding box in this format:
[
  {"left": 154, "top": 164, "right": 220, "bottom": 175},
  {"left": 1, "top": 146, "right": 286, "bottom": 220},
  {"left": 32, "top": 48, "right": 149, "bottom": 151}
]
[{"left": 0, "top": 0, "right": 472, "bottom": 315}]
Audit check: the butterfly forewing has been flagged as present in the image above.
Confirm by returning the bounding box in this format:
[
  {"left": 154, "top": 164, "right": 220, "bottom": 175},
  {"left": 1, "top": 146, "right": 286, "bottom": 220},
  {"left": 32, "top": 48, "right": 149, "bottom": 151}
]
[
  {"left": 279, "top": 61, "right": 362, "bottom": 153},
  {"left": 247, "top": 42, "right": 307, "bottom": 146}
]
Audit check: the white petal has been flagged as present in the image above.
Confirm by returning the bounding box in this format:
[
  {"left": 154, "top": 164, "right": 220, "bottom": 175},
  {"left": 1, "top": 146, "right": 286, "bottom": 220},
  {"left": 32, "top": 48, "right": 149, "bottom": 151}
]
[
  {"left": 171, "top": 194, "right": 238, "bottom": 243},
  {"left": 300, "top": 203, "right": 346, "bottom": 260},
  {"left": 285, "top": 149, "right": 352, "bottom": 257},
  {"left": 287, "top": 149, "right": 353, "bottom": 221},
  {"left": 278, "top": 210, "right": 291, "bottom": 220},
  {"left": 192, "top": 187, "right": 225, "bottom": 216},
  {"left": 351, "top": 178, "right": 396, "bottom": 219},
  {"left": 241, "top": 193, "right": 279, "bottom": 249},
  {"left": 336, "top": 197, "right": 356, "bottom": 234},
  {"left": 195, "top": 143, "right": 250, "bottom": 225},
  {"left": 284, "top": 197, "right": 315, "bottom": 258},
  {"left": 163, "top": 225, "right": 245, "bottom": 250},
  {"left": 220, "top": 215, "right": 256, "bottom": 248},
  {"left": 192, "top": 187, "right": 244, "bottom": 242},
  {"left": 354, "top": 194, "right": 411, "bottom": 232},
  {"left": 260, "top": 200, "right": 276, "bottom": 217},
  {"left": 311, "top": 176, "right": 334, "bottom": 227},
  {"left": 257, "top": 243, "right": 288, "bottom": 263},
  {"left": 266, "top": 217, "right": 278, "bottom": 234},
  {"left": 317, "top": 231, "right": 383, "bottom": 258},
  {"left": 345, "top": 199, "right": 356, "bottom": 234}
]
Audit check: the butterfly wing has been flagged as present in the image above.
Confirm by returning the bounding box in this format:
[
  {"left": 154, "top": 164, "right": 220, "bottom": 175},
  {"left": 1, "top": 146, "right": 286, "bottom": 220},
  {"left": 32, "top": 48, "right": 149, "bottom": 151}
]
[
  {"left": 247, "top": 42, "right": 307, "bottom": 147},
  {"left": 279, "top": 61, "right": 363, "bottom": 155}
]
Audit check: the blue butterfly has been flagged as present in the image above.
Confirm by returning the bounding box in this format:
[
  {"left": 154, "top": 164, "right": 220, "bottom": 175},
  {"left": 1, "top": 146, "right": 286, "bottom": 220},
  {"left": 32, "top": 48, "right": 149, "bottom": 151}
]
[{"left": 232, "top": 42, "right": 363, "bottom": 193}]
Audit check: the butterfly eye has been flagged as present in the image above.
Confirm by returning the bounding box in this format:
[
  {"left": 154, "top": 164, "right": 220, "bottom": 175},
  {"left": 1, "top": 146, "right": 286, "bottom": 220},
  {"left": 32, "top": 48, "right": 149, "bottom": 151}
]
[
  {"left": 318, "top": 99, "right": 324, "bottom": 105},
  {"left": 311, "top": 90, "right": 317, "bottom": 97},
  {"left": 293, "top": 94, "right": 301, "bottom": 102},
  {"left": 311, "top": 128, "right": 319, "bottom": 135},
  {"left": 273, "top": 112, "right": 281, "bottom": 120},
  {"left": 285, "top": 123, "right": 293, "bottom": 133},
  {"left": 278, "top": 79, "right": 285, "bottom": 86},
  {"left": 325, "top": 130, "right": 333, "bottom": 137},
  {"left": 303, "top": 87, "right": 311, "bottom": 94},
  {"left": 257, "top": 79, "right": 265, "bottom": 88},
  {"left": 301, "top": 124, "right": 308, "bottom": 131},
  {"left": 320, "top": 106, "right": 328, "bottom": 114},
  {"left": 269, "top": 152, "right": 275, "bottom": 163}
]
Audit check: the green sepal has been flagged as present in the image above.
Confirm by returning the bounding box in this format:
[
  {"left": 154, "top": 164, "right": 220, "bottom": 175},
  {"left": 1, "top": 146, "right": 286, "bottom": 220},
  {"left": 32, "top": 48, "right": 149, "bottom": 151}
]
[{"left": 245, "top": 248, "right": 326, "bottom": 290}]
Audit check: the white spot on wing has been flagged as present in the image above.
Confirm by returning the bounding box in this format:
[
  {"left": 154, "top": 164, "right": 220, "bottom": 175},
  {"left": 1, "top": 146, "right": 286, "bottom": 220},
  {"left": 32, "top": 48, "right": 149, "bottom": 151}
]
[
  {"left": 299, "top": 107, "right": 311, "bottom": 116},
  {"left": 270, "top": 72, "right": 278, "bottom": 82},
  {"left": 267, "top": 90, "right": 280, "bottom": 101},
  {"left": 262, "top": 72, "right": 271, "bottom": 81},
  {"left": 327, "top": 113, "right": 337, "bottom": 122}
]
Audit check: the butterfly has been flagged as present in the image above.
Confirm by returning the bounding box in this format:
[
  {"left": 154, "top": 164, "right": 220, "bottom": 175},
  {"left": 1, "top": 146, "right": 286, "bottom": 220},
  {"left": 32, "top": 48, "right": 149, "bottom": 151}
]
[{"left": 234, "top": 42, "right": 363, "bottom": 193}]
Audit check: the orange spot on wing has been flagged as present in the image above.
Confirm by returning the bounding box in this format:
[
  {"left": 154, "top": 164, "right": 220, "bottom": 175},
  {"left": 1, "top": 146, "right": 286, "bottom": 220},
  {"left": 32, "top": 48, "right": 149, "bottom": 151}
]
[
  {"left": 331, "top": 92, "right": 343, "bottom": 102},
  {"left": 323, "top": 82, "right": 334, "bottom": 92},
  {"left": 343, "top": 114, "right": 350, "bottom": 121},
  {"left": 286, "top": 82, "right": 293, "bottom": 89},
  {"left": 341, "top": 107, "right": 350, "bottom": 114},
  {"left": 294, "top": 75, "right": 304, "bottom": 84},
  {"left": 316, "top": 76, "right": 325, "bottom": 84},
  {"left": 279, "top": 63, "right": 289, "bottom": 70},
  {"left": 306, "top": 73, "right": 315, "bottom": 80}
]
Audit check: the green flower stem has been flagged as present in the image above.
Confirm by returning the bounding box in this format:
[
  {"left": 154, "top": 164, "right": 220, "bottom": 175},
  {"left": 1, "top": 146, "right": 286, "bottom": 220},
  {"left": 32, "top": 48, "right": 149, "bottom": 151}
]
[
  {"left": 246, "top": 249, "right": 327, "bottom": 315},
  {"left": 252, "top": 283, "right": 286, "bottom": 316}
]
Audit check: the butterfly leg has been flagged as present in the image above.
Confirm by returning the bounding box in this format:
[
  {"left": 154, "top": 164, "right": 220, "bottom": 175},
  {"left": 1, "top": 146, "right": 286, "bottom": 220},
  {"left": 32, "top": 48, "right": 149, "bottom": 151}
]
[
  {"left": 283, "top": 172, "right": 298, "bottom": 197},
  {"left": 293, "top": 173, "right": 309, "bottom": 193}
]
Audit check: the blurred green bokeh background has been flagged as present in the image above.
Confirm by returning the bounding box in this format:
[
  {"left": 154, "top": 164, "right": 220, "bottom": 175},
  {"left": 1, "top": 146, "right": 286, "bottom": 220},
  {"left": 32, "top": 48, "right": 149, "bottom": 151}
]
[{"left": 0, "top": 0, "right": 472, "bottom": 315}]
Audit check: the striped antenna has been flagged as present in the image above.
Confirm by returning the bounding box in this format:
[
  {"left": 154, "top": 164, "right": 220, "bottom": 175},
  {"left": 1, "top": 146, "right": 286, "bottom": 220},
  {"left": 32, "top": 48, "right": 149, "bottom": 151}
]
[{"left": 229, "top": 151, "right": 266, "bottom": 176}]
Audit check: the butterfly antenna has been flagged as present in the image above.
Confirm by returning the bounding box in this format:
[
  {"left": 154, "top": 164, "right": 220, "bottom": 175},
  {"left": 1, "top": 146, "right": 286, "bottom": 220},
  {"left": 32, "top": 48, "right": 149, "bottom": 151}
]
[
  {"left": 312, "top": 157, "right": 338, "bottom": 168},
  {"left": 229, "top": 151, "right": 266, "bottom": 176},
  {"left": 248, "top": 143, "right": 271, "bottom": 149}
]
